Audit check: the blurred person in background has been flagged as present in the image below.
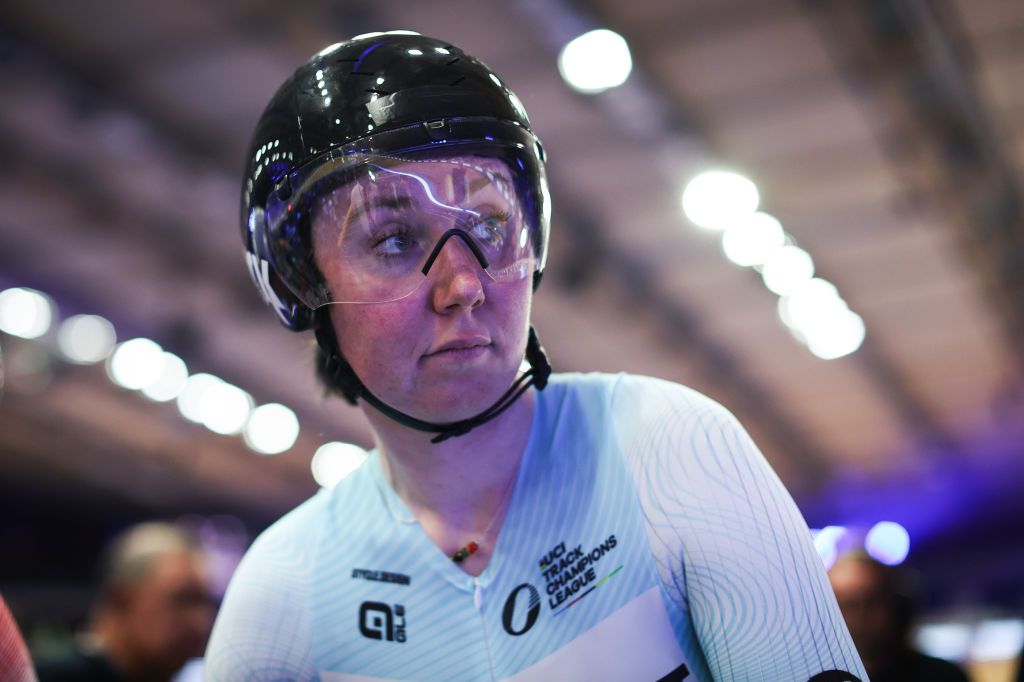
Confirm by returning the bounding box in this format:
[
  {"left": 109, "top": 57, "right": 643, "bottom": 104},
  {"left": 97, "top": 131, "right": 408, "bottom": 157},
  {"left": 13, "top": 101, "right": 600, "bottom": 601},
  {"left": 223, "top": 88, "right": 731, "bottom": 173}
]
[
  {"left": 1, "top": 594, "right": 37, "bottom": 682},
  {"left": 829, "top": 550, "right": 969, "bottom": 682},
  {"left": 36, "top": 522, "right": 213, "bottom": 682}
]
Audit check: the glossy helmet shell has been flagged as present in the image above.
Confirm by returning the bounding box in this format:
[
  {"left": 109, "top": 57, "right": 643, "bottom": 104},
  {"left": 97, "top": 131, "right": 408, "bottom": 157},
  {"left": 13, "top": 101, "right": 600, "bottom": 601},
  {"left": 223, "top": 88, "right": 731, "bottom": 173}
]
[{"left": 241, "top": 31, "right": 550, "bottom": 330}]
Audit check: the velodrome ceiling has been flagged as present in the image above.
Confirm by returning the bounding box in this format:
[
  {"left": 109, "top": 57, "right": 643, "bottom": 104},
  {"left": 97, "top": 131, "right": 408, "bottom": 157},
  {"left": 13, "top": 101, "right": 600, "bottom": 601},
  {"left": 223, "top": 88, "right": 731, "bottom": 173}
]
[{"left": 1, "top": 0, "right": 1022, "bottom": 605}]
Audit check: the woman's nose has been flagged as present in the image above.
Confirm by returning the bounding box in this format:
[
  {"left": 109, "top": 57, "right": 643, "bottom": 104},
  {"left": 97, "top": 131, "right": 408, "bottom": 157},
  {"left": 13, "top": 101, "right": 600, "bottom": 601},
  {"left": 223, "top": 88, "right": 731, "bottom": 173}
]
[{"left": 428, "top": 237, "right": 486, "bottom": 312}]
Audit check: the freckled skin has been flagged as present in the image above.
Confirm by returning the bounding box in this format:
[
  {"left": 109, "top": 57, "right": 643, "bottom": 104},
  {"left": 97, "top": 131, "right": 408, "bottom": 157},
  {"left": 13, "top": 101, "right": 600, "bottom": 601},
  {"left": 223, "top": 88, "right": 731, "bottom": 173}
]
[
  {"left": 310, "top": 156, "right": 536, "bottom": 578},
  {"left": 332, "top": 260, "right": 531, "bottom": 423},
  {"left": 312, "top": 157, "right": 533, "bottom": 424}
]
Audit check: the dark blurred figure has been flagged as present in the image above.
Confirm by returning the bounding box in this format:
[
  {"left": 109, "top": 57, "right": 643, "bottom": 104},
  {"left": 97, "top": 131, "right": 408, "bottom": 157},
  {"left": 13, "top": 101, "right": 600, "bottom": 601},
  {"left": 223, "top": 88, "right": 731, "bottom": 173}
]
[
  {"left": 1, "top": 594, "right": 37, "bottom": 682},
  {"left": 829, "top": 550, "right": 969, "bottom": 682},
  {"left": 36, "top": 523, "right": 213, "bottom": 682}
]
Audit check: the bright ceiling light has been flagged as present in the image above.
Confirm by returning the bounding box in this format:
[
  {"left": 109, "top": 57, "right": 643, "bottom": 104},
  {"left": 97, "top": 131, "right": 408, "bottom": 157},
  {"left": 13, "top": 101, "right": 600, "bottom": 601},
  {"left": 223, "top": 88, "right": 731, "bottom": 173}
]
[
  {"left": 682, "top": 171, "right": 759, "bottom": 231},
  {"left": 865, "top": 521, "right": 910, "bottom": 565},
  {"left": 107, "top": 338, "right": 164, "bottom": 390},
  {"left": 804, "top": 309, "right": 866, "bottom": 360},
  {"left": 57, "top": 314, "right": 117, "bottom": 364},
  {"left": 141, "top": 352, "right": 189, "bottom": 402},
  {"left": 558, "top": 29, "right": 632, "bottom": 94},
  {"left": 778, "top": 278, "right": 843, "bottom": 331},
  {"left": 779, "top": 278, "right": 865, "bottom": 359},
  {"left": 0, "top": 287, "right": 53, "bottom": 339},
  {"left": 199, "top": 381, "right": 253, "bottom": 435},
  {"left": 721, "top": 212, "right": 785, "bottom": 267},
  {"left": 177, "top": 373, "right": 223, "bottom": 423},
  {"left": 244, "top": 403, "right": 300, "bottom": 455},
  {"left": 761, "top": 245, "right": 814, "bottom": 295},
  {"left": 311, "top": 442, "right": 369, "bottom": 488}
]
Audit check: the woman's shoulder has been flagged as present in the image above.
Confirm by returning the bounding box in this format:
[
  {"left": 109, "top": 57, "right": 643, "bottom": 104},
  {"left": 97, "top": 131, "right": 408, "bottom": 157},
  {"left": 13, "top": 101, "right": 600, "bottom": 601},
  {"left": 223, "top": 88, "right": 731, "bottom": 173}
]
[
  {"left": 206, "top": 491, "right": 330, "bottom": 679},
  {"left": 240, "top": 488, "right": 333, "bottom": 575},
  {"left": 580, "top": 372, "right": 754, "bottom": 475},
  {"left": 253, "top": 470, "right": 363, "bottom": 554},
  {"left": 255, "top": 453, "right": 376, "bottom": 548},
  {"left": 610, "top": 372, "right": 727, "bottom": 415},
  {"left": 547, "top": 371, "right": 730, "bottom": 425}
]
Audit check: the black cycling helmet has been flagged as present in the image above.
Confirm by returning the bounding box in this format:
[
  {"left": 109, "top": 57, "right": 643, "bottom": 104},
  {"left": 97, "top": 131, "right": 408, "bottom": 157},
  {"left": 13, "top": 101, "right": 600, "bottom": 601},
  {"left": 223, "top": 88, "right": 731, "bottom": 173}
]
[
  {"left": 242, "top": 31, "right": 551, "bottom": 331},
  {"left": 241, "top": 31, "right": 551, "bottom": 442}
]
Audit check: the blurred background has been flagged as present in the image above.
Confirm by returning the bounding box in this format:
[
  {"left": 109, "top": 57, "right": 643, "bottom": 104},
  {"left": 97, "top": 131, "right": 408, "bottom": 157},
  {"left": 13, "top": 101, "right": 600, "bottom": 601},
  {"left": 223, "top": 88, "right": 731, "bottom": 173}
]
[{"left": 1, "top": 0, "right": 1022, "bottom": 679}]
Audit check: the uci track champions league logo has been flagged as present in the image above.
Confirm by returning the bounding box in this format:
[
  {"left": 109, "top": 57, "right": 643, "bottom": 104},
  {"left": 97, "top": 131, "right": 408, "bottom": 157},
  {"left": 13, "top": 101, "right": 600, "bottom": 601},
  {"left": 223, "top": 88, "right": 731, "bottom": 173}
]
[
  {"left": 496, "top": 536, "right": 864, "bottom": 682},
  {"left": 501, "top": 533, "right": 622, "bottom": 636}
]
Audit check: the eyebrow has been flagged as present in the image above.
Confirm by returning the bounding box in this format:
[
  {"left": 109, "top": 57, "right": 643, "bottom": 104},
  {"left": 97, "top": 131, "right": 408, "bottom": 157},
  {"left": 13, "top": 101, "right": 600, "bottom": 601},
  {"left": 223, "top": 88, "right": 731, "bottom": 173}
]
[
  {"left": 468, "top": 173, "right": 511, "bottom": 196},
  {"left": 344, "top": 195, "right": 414, "bottom": 224},
  {"left": 336, "top": 170, "right": 512, "bottom": 232},
  {"left": 333, "top": 195, "right": 414, "bottom": 248}
]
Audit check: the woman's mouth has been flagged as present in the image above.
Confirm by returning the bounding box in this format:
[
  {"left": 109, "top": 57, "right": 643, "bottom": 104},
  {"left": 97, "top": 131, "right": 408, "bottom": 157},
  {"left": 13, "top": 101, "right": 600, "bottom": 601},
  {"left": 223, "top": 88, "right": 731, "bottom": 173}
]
[{"left": 424, "top": 337, "right": 491, "bottom": 360}]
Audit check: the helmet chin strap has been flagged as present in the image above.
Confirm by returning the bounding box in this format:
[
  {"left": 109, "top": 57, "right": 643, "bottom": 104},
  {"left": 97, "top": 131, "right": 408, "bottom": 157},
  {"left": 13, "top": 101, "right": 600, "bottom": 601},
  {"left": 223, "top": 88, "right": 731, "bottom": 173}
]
[{"left": 315, "top": 320, "right": 550, "bottom": 443}]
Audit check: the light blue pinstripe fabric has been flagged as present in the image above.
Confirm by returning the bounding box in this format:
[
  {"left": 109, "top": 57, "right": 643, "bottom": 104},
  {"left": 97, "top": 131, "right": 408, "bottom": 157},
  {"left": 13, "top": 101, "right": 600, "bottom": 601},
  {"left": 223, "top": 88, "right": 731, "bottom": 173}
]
[
  {"left": 610, "top": 374, "right": 866, "bottom": 681},
  {"left": 204, "top": 373, "right": 866, "bottom": 682}
]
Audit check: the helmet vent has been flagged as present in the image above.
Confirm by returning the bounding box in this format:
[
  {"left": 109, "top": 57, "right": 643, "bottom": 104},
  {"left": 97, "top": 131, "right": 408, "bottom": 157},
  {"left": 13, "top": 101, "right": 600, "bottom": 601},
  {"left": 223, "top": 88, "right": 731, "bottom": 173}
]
[
  {"left": 450, "top": 76, "right": 465, "bottom": 86},
  {"left": 445, "top": 58, "right": 460, "bottom": 66}
]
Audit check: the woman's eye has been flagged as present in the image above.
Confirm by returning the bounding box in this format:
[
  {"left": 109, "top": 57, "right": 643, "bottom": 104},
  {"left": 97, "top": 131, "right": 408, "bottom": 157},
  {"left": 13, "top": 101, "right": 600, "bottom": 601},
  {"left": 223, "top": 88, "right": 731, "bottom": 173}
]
[
  {"left": 373, "top": 230, "right": 417, "bottom": 256},
  {"left": 471, "top": 215, "right": 507, "bottom": 246}
]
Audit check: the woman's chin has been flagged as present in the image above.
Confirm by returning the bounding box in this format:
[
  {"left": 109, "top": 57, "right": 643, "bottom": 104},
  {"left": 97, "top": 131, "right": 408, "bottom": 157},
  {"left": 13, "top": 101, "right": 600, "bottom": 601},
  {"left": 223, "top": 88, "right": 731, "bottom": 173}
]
[{"left": 405, "top": 374, "right": 517, "bottom": 426}]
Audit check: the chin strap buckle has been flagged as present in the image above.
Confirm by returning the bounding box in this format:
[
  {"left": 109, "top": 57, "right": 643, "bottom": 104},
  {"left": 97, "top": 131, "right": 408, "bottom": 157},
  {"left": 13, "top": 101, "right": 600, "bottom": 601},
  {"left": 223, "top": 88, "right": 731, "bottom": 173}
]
[{"left": 525, "top": 326, "right": 551, "bottom": 390}]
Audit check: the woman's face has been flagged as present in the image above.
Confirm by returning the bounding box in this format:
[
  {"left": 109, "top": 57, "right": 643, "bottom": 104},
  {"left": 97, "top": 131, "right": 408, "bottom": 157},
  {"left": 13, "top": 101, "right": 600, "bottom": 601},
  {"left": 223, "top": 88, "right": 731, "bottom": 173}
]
[{"left": 312, "top": 156, "right": 534, "bottom": 423}]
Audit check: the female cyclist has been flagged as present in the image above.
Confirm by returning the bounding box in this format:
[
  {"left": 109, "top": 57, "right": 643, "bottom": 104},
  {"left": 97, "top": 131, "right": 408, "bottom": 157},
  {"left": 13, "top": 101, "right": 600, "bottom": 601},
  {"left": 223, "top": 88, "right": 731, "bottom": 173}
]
[{"left": 205, "top": 31, "right": 866, "bottom": 682}]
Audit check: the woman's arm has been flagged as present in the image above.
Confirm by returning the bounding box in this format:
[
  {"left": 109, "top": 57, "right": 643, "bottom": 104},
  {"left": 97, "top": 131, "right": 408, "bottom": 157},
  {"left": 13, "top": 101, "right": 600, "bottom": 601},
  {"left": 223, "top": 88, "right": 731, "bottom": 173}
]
[
  {"left": 612, "top": 375, "right": 867, "bottom": 682},
  {"left": 0, "top": 596, "right": 36, "bottom": 682}
]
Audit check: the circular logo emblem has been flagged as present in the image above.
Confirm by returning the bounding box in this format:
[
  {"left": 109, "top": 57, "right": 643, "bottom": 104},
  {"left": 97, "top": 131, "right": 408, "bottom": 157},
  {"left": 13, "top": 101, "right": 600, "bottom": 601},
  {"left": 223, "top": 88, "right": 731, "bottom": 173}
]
[{"left": 502, "top": 583, "right": 541, "bottom": 636}]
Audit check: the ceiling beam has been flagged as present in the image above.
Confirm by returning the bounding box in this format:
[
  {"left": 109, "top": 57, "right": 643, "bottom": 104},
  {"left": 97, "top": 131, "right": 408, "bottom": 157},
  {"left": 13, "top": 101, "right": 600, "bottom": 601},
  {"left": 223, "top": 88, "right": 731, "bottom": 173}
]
[
  {"left": 549, "top": 179, "right": 836, "bottom": 489},
  {"left": 0, "top": 11, "right": 239, "bottom": 173},
  {"left": 521, "top": 0, "right": 964, "bottom": 479},
  {"left": 805, "top": 0, "right": 1024, "bottom": 384}
]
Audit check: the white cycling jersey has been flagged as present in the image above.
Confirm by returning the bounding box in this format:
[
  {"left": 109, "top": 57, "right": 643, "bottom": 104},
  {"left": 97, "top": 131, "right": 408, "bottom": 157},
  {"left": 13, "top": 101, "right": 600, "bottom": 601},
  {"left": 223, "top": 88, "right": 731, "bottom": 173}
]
[{"left": 205, "top": 373, "right": 866, "bottom": 682}]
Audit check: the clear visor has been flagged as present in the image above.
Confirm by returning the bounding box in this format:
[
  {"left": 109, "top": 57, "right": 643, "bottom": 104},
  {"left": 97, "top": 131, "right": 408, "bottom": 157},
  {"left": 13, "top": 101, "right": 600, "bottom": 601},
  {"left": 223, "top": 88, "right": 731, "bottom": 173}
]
[
  {"left": 264, "top": 149, "right": 542, "bottom": 307},
  {"left": 314, "top": 156, "right": 534, "bottom": 304}
]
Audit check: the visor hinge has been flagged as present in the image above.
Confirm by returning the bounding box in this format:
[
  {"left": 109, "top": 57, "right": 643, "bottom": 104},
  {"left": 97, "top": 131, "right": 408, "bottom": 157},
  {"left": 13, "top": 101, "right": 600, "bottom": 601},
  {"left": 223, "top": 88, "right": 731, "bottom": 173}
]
[
  {"left": 424, "top": 119, "right": 450, "bottom": 140},
  {"left": 274, "top": 176, "right": 293, "bottom": 201}
]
